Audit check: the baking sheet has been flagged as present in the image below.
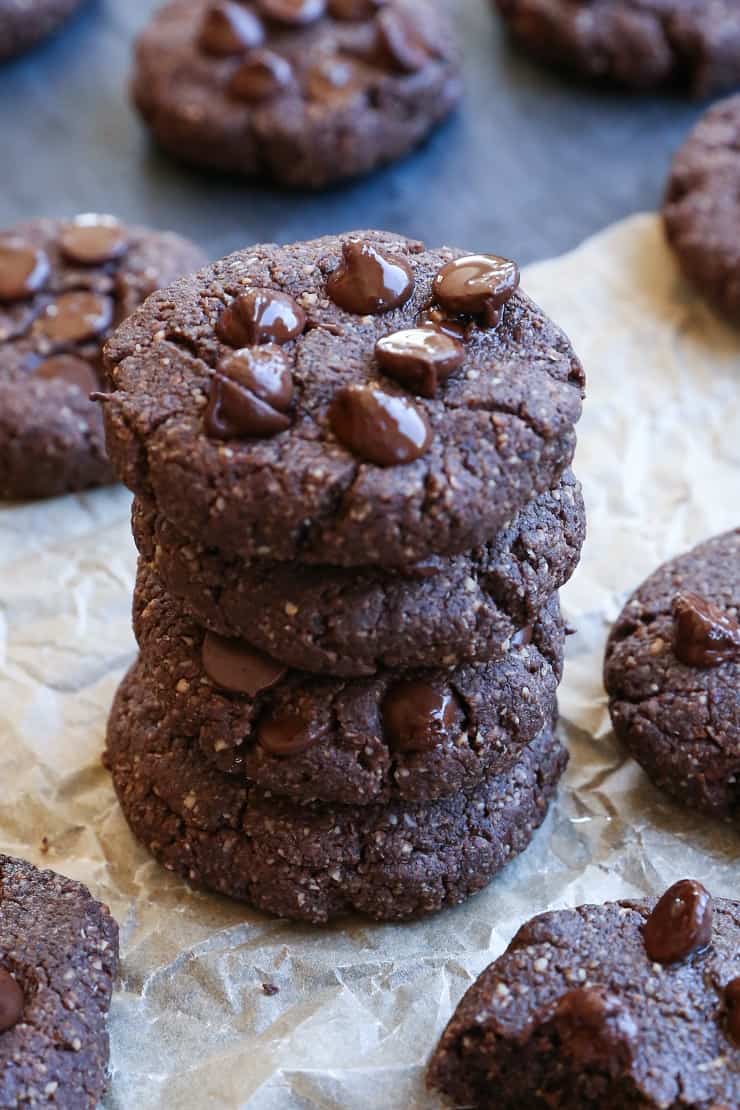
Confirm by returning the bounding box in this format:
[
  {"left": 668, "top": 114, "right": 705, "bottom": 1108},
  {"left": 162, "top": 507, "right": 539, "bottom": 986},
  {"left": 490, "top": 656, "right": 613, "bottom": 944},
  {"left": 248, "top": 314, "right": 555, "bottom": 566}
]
[{"left": 0, "top": 212, "right": 738, "bottom": 1109}]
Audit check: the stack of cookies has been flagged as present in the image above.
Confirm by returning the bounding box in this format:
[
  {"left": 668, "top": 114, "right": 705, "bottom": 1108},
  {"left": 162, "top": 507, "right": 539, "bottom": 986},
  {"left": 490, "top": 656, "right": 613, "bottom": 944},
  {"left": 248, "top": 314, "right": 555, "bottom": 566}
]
[{"left": 101, "top": 230, "right": 586, "bottom": 925}]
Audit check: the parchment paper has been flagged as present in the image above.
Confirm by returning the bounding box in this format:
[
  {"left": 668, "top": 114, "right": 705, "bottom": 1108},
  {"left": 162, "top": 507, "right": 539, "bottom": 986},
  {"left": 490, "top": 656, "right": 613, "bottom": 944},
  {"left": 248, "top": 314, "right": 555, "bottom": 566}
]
[{"left": 0, "top": 213, "right": 738, "bottom": 1109}]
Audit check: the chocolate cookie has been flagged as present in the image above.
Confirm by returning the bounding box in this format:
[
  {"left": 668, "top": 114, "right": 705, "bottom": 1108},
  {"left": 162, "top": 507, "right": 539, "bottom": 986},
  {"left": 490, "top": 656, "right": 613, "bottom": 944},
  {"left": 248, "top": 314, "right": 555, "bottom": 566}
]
[
  {"left": 0, "top": 0, "right": 85, "bottom": 61},
  {"left": 106, "top": 668, "right": 567, "bottom": 924},
  {"left": 495, "top": 0, "right": 740, "bottom": 96},
  {"left": 101, "top": 230, "right": 584, "bottom": 566},
  {"left": 428, "top": 880, "right": 740, "bottom": 1109},
  {"left": 132, "top": 470, "right": 585, "bottom": 676},
  {"left": 0, "top": 854, "right": 119, "bottom": 1107},
  {"left": 131, "top": 560, "right": 564, "bottom": 804},
  {"left": 130, "top": 0, "right": 461, "bottom": 189},
  {"left": 604, "top": 530, "right": 740, "bottom": 818},
  {"left": 0, "top": 216, "right": 205, "bottom": 500},
  {"left": 664, "top": 94, "right": 740, "bottom": 322}
]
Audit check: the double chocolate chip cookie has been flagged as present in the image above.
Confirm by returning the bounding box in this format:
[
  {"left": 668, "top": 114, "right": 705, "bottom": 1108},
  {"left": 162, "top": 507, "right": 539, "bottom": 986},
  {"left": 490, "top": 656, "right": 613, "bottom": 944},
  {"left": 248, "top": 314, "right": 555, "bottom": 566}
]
[
  {"left": 429, "top": 879, "right": 740, "bottom": 1108},
  {"left": 604, "top": 530, "right": 740, "bottom": 818},
  {"left": 0, "top": 0, "right": 85, "bottom": 61},
  {"left": 0, "top": 216, "right": 204, "bottom": 500},
  {"left": 495, "top": 0, "right": 740, "bottom": 96},
  {"left": 0, "top": 854, "right": 119, "bottom": 1107},
  {"left": 130, "top": 0, "right": 462, "bottom": 188}
]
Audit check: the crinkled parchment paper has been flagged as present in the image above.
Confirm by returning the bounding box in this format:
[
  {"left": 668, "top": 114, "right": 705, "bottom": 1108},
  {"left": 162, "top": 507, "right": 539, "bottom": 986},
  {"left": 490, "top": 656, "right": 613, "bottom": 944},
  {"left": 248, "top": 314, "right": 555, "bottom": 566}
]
[{"left": 0, "top": 214, "right": 738, "bottom": 1109}]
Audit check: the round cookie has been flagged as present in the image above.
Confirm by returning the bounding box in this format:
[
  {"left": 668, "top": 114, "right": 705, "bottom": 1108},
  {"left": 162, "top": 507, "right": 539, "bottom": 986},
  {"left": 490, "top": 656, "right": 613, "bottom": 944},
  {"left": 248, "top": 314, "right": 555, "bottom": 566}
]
[
  {"left": 495, "top": 0, "right": 740, "bottom": 96},
  {"left": 0, "top": 0, "right": 85, "bottom": 61},
  {"left": 0, "top": 854, "right": 119, "bottom": 1107},
  {"left": 664, "top": 94, "right": 740, "bottom": 322},
  {"left": 132, "top": 470, "right": 585, "bottom": 676},
  {"left": 0, "top": 216, "right": 205, "bottom": 500},
  {"left": 604, "top": 530, "right": 740, "bottom": 818},
  {"left": 101, "top": 230, "right": 585, "bottom": 566},
  {"left": 428, "top": 880, "right": 740, "bottom": 1109},
  {"left": 105, "top": 668, "right": 568, "bottom": 924},
  {"left": 131, "top": 560, "right": 564, "bottom": 805},
  {"left": 130, "top": 0, "right": 462, "bottom": 189}
]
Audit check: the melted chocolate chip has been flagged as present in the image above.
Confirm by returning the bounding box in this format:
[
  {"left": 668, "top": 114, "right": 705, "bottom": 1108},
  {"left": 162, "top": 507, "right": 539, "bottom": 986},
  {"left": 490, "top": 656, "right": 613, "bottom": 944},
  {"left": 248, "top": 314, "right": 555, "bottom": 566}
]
[
  {"left": 375, "top": 326, "right": 464, "bottom": 397},
  {"left": 35, "top": 292, "right": 113, "bottom": 345},
  {"left": 643, "top": 879, "right": 713, "bottom": 965},
  {"left": 433, "top": 254, "right": 520, "bottom": 326},
  {"left": 198, "top": 1, "right": 265, "bottom": 55},
  {"left": 33, "top": 355, "right": 98, "bottom": 394},
  {"left": 202, "top": 631, "right": 286, "bottom": 696},
  {"left": 326, "top": 240, "right": 414, "bottom": 315},
  {"left": 216, "top": 288, "right": 306, "bottom": 347},
  {"left": 725, "top": 978, "right": 740, "bottom": 1045},
  {"left": 230, "top": 49, "right": 294, "bottom": 102},
  {"left": 383, "top": 680, "right": 457, "bottom": 753},
  {"left": 553, "top": 988, "right": 637, "bottom": 1072},
  {"left": 307, "top": 57, "right": 362, "bottom": 101},
  {"left": 330, "top": 384, "right": 431, "bottom": 465},
  {"left": 376, "top": 6, "right": 436, "bottom": 72},
  {"left": 672, "top": 592, "right": 740, "bottom": 669},
  {"left": 257, "top": 0, "right": 326, "bottom": 25},
  {"left": 59, "top": 215, "right": 129, "bottom": 266},
  {"left": 0, "top": 239, "right": 50, "bottom": 303},
  {"left": 417, "top": 305, "right": 480, "bottom": 342},
  {"left": 258, "top": 713, "right": 322, "bottom": 756},
  {"left": 205, "top": 346, "right": 294, "bottom": 439},
  {"left": 329, "top": 0, "right": 384, "bottom": 18},
  {"left": 0, "top": 970, "right": 23, "bottom": 1034},
  {"left": 221, "top": 345, "right": 293, "bottom": 407}
]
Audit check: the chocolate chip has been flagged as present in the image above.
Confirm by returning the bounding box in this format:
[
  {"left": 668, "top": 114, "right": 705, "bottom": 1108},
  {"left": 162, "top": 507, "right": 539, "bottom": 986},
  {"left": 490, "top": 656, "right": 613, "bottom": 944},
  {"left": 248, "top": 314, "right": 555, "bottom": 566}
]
[
  {"left": 383, "top": 680, "right": 457, "bottom": 753},
  {"left": 258, "top": 713, "right": 322, "bottom": 756},
  {"left": 376, "top": 6, "right": 435, "bottom": 72},
  {"left": 375, "top": 326, "right": 464, "bottom": 397},
  {"left": 202, "top": 631, "right": 286, "bottom": 696},
  {"left": 230, "top": 49, "right": 294, "bottom": 102},
  {"left": 672, "top": 592, "right": 740, "bottom": 669},
  {"left": 553, "top": 988, "right": 637, "bottom": 1072},
  {"left": 205, "top": 346, "right": 294, "bottom": 439},
  {"left": 216, "top": 289, "right": 306, "bottom": 346},
  {"left": 59, "top": 215, "right": 130, "bottom": 266},
  {"left": 433, "top": 254, "right": 520, "bottom": 327},
  {"left": 643, "top": 879, "right": 713, "bottom": 964},
  {"left": 33, "top": 355, "right": 98, "bottom": 394},
  {"left": 417, "top": 305, "right": 479, "bottom": 342},
  {"left": 725, "top": 978, "right": 740, "bottom": 1045},
  {"left": 328, "top": 0, "right": 384, "bottom": 18},
  {"left": 35, "top": 292, "right": 113, "bottom": 345},
  {"left": 257, "top": 0, "right": 326, "bottom": 25},
  {"left": 198, "top": 1, "right": 265, "bottom": 55},
  {"left": 326, "top": 239, "right": 415, "bottom": 315},
  {"left": 0, "top": 239, "right": 50, "bottom": 303},
  {"left": 307, "top": 57, "right": 361, "bottom": 102},
  {"left": 330, "top": 384, "right": 431, "bottom": 465},
  {"left": 222, "top": 345, "right": 293, "bottom": 407},
  {"left": 0, "top": 970, "right": 23, "bottom": 1034}
]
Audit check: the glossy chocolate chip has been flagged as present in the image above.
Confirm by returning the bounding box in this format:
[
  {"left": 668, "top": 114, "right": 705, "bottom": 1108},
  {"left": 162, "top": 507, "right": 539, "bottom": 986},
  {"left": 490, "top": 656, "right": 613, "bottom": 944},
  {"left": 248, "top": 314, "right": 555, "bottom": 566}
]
[
  {"left": 33, "top": 355, "right": 98, "bottom": 394},
  {"left": 433, "top": 254, "right": 520, "bottom": 326},
  {"left": 328, "top": 0, "right": 384, "bottom": 18},
  {"left": 221, "top": 345, "right": 293, "bottom": 407},
  {"left": 643, "top": 879, "right": 713, "bottom": 965},
  {"left": 307, "top": 57, "right": 361, "bottom": 101},
  {"left": 204, "top": 348, "right": 294, "bottom": 440},
  {"left": 202, "top": 631, "right": 286, "bottom": 696},
  {"left": 198, "top": 1, "right": 265, "bottom": 55},
  {"left": 376, "top": 6, "right": 435, "bottom": 72},
  {"left": 216, "top": 288, "right": 306, "bottom": 347},
  {"left": 230, "top": 49, "right": 294, "bottom": 102},
  {"left": 35, "top": 292, "right": 113, "bottom": 344},
  {"left": 0, "top": 970, "right": 23, "bottom": 1034},
  {"left": 725, "top": 978, "right": 740, "bottom": 1045},
  {"left": 0, "top": 239, "right": 50, "bottom": 303},
  {"left": 258, "top": 713, "right": 322, "bottom": 756},
  {"left": 326, "top": 239, "right": 414, "bottom": 315},
  {"left": 383, "top": 680, "right": 457, "bottom": 753},
  {"left": 330, "top": 384, "right": 431, "bottom": 465},
  {"left": 59, "top": 215, "right": 129, "bottom": 266},
  {"left": 375, "top": 326, "right": 464, "bottom": 397},
  {"left": 257, "top": 0, "right": 326, "bottom": 25},
  {"left": 672, "top": 592, "right": 740, "bottom": 669},
  {"left": 417, "top": 305, "right": 479, "bottom": 342},
  {"left": 553, "top": 988, "right": 637, "bottom": 1071}
]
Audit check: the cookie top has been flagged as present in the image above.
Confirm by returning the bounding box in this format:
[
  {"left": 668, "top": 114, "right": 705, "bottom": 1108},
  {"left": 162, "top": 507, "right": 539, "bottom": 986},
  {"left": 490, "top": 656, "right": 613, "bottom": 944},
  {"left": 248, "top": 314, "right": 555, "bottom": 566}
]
[
  {"left": 0, "top": 854, "right": 119, "bottom": 1108},
  {"left": 132, "top": 470, "right": 585, "bottom": 676},
  {"left": 0, "top": 0, "right": 84, "bottom": 61},
  {"left": 429, "top": 881, "right": 740, "bottom": 1109},
  {"left": 106, "top": 668, "right": 567, "bottom": 923},
  {"left": 102, "top": 230, "right": 584, "bottom": 567},
  {"left": 495, "top": 0, "right": 740, "bottom": 96},
  {"left": 130, "top": 0, "right": 461, "bottom": 188},
  {"left": 131, "top": 560, "right": 563, "bottom": 804},
  {"left": 664, "top": 94, "right": 740, "bottom": 322},
  {"left": 604, "top": 530, "right": 740, "bottom": 818},
  {"left": 0, "top": 216, "right": 205, "bottom": 500}
]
